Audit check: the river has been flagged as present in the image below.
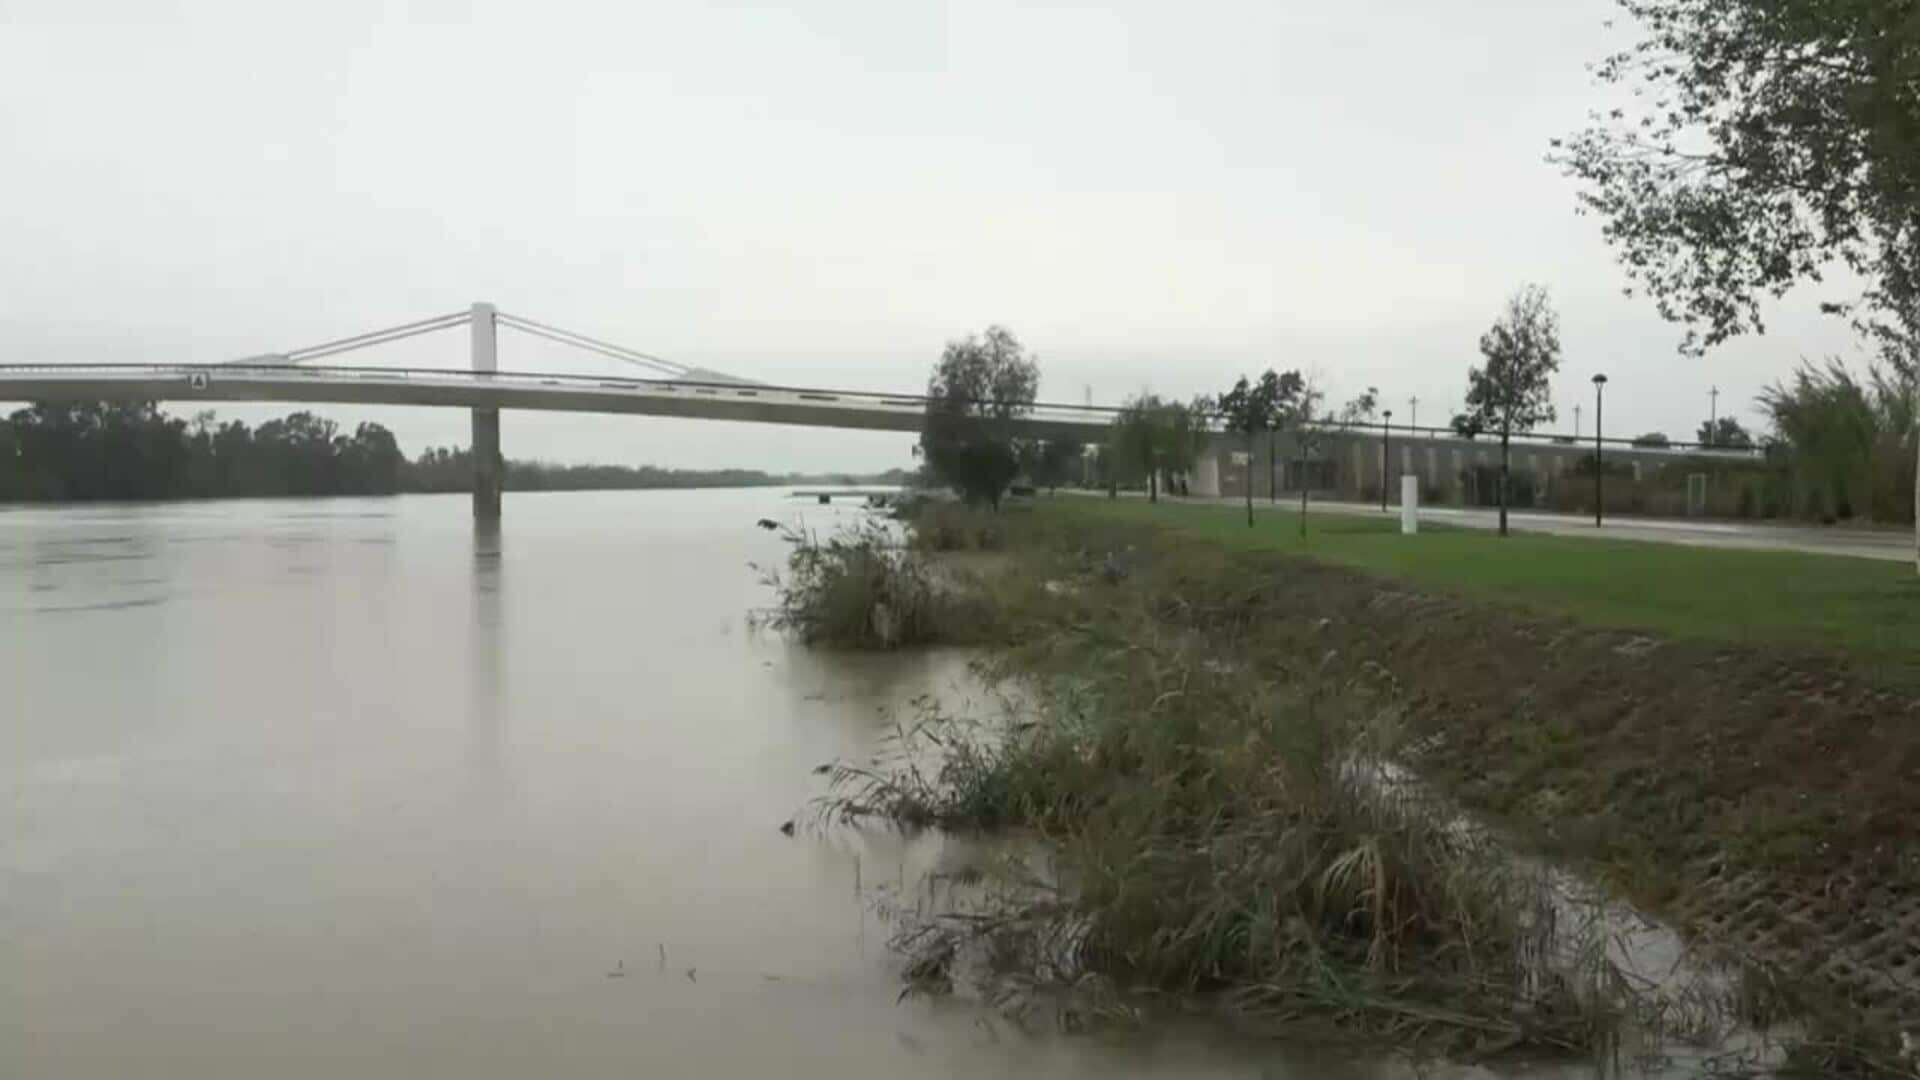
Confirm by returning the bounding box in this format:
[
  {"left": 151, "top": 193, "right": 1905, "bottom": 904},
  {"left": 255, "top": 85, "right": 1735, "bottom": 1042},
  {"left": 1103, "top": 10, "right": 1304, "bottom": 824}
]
[{"left": 2, "top": 489, "right": 1587, "bottom": 1078}]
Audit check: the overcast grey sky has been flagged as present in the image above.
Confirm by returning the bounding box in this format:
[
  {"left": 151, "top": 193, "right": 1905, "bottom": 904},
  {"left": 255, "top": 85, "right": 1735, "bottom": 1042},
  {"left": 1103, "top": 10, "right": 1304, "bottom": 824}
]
[{"left": 0, "top": 0, "right": 1869, "bottom": 471}]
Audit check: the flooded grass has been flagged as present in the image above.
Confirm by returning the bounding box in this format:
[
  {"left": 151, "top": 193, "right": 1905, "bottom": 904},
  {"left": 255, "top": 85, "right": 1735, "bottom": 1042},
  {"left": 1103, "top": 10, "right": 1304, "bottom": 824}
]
[{"left": 822, "top": 635, "right": 1664, "bottom": 1058}]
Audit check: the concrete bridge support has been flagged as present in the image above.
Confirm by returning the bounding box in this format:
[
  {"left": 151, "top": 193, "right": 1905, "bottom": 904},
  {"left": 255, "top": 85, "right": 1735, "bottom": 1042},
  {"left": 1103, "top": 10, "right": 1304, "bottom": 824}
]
[{"left": 471, "top": 302, "right": 503, "bottom": 520}]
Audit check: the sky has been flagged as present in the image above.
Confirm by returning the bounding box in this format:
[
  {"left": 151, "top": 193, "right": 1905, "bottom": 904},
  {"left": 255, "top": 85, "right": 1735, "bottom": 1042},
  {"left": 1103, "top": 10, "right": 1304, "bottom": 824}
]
[{"left": 0, "top": 0, "right": 1873, "bottom": 472}]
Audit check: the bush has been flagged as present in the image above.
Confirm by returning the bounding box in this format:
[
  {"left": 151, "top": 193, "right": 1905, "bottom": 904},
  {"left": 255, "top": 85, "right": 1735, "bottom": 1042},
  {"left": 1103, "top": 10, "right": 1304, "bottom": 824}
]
[{"left": 758, "top": 519, "right": 988, "bottom": 648}]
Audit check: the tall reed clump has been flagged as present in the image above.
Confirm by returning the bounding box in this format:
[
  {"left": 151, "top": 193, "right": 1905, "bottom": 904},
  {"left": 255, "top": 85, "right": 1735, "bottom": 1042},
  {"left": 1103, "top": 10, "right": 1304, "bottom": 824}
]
[
  {"left": 1760, "top": 358, "right": 1917, "bottom": 523},
  {"left": 757, "top": 518, "right": 991, "bottom": 648},
  {"left": 818, "top": 585, "right": 1629, "bottom": 1054}
]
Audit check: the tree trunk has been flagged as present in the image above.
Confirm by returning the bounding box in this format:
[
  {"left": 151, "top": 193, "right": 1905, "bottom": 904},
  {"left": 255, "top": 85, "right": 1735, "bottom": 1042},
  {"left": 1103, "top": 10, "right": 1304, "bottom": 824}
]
[
  {"left": 1268, "top": 431, "right": 1277, "bottom": 503},
  {"left": 1245, "top": 431, "right": 1254, "bottom": 526},
  {"left": 1913, "top": 399, "right": 1918, "bottom": 574},
  {"left": 1299, "top": 477, "right": 1308, "bottom": 538},
  {"left": 1499, "top": 428, "right": 1511, "bottom": 537},
  {"left": 1149, "top": 467, "right": 1158, "bottom": 503}
]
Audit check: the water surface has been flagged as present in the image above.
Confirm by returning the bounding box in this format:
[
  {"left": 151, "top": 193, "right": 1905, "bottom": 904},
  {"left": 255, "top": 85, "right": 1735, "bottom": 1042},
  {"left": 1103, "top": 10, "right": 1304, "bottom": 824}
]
[{"left": 2, "top": 489, "right": 1551, "bottom": 1078}]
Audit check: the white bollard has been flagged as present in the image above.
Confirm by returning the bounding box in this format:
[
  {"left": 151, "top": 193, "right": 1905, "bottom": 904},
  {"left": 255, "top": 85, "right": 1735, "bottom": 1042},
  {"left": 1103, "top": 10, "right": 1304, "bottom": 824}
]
[{"left": 1401, "top": 475, "right": 1418, "bottom": 535}]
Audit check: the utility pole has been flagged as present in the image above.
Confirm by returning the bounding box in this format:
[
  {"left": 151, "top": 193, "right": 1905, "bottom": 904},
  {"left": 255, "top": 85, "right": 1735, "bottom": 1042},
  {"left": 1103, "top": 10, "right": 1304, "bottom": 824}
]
[
  {"left": 1574, "top": 403, "right": 1582, "bottom": 439},
  {"left": 1593, "top": 374, "right": 1608, "bottom": 528},
  {"left": 1409, "top": 396, "right": 1418, "bottom": 432},
  {"left": 1708, "top": 385, "right": 1719, "bottom": 445}
]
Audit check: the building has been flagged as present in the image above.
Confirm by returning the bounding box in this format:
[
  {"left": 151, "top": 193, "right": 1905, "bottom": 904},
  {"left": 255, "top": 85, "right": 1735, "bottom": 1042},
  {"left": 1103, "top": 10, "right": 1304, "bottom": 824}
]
[{"left": 1190, "top": 426, "right": 1750, "bottom": 512}]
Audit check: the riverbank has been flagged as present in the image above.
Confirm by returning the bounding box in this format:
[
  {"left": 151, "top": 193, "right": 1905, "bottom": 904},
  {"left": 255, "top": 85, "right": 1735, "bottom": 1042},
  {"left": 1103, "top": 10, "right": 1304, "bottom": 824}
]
[
  {"left": 786, "top": 498, "right": 1920, "bottom": 1071},
  {"left": 1063, "top": 496, "right": 1920, "bottom": 683},
  {"left": 1028, "top": 498, "right": 1920, "bottom": 1068}
]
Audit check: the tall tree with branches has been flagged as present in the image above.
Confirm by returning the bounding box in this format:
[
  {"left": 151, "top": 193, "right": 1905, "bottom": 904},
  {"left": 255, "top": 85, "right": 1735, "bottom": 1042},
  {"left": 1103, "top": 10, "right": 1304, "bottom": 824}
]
[
  {"left": 1463, "top": 286, "right": 1562, "bottom": 537},
  {"left": 1218, "top": 370, "right": 1303, "bottom": 526},
  {"left": 1114, "top": 394, "right": 1166, "bottom": 503},
  {"left": 919, "top": 326, "right": 1039, "bottom": 510},
  {"left": 1553, "top": 0, "right": 1920, "bottom": 564}
]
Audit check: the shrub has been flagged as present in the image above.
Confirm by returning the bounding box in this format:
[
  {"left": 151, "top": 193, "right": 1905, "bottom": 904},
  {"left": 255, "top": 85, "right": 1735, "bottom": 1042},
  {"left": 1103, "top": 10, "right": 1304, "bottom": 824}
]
[{"left": 758, "top": 519, "right": 988, "bottom": 648}]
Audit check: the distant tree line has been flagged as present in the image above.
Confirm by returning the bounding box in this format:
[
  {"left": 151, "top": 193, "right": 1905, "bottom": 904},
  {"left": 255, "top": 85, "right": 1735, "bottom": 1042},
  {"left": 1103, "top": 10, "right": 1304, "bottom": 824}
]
[
  {"left": 0, "top": 402, "right": 405, "bottom": 500},
  {"left": 408, "top": 445, "right": 905, "bottom": 494},
  {"left": 0, "top": 401, "right": 908, "bottom": 502}
]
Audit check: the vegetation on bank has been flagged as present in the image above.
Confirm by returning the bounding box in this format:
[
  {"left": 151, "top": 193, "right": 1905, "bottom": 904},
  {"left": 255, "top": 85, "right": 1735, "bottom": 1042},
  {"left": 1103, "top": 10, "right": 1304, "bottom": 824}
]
[
  {"left": 0, "top": 400, "right": 905, "bottom": 501},
  {"left": 756, "top": 516, "right": 991, "bottom": 649},
  {"left": 770, "top": 500, "right": 1920, "bottom": 1070},
  {"left": 769, "top": 509, "right": 1687, "bottom": 1058},
  {"left": 1056, "top": 497, "right": 1920, "bottom": 677}
]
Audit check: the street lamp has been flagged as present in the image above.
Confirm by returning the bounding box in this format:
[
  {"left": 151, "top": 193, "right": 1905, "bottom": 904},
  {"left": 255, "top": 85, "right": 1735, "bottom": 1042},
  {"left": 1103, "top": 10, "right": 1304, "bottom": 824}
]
[
  {"left": 1592, "top": 374, "right": 1608, "bottom": 527},
  {"left": 1381, "top": 409, "right": 1394, "bottom": 512}
]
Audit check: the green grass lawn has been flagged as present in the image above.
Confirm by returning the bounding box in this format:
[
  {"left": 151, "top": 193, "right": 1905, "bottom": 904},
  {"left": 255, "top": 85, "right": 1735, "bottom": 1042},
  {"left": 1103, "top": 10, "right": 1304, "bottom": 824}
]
[{"left": 1047, "top": 496, "right": 1920, "bottom": 668}]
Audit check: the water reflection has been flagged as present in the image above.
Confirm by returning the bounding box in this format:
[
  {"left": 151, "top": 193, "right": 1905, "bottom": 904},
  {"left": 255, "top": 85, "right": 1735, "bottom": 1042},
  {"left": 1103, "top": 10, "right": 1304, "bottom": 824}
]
[{"left": 464, "top": 517, "right": 509, "bottom": 815}]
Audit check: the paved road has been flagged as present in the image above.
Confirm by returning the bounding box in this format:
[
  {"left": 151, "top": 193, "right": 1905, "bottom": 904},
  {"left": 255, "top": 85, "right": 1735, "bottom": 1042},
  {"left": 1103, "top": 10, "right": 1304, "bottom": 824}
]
[{"left": 1284, "top": 497, "right": 1913, "bottom": 562}]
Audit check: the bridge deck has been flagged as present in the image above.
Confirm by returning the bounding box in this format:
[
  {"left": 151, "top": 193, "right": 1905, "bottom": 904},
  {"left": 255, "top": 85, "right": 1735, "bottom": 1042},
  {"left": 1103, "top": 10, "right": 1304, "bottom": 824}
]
[{"left": 0, "top": 364, "right": 1113, "bottom": 440}]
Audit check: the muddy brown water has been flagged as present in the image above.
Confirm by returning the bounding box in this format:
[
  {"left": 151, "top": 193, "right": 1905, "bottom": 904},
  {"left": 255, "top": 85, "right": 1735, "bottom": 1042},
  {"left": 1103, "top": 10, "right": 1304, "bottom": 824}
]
[{"left": 2, "top": 490, "right": 1621, "bottom": 1078}]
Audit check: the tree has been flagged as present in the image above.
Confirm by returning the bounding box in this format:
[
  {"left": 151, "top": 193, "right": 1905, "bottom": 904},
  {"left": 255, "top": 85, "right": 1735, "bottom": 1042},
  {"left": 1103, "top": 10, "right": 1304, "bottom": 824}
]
[
  {"left": 1339, "top": 386, "right": 1380, "bottom": 427},
  {"left": 1218, "top": 370, "right": 1304, "bottom": 526},
  {"left": 1025, "top": 437, "right": 1084, "bottom": 493},
  {"left": 1282, "top": 374, "right": 1328, "bottom": 536},
  {"left": 1463, "top": 286, "right": 1562, "bottom": 536},
  {"left": 1632, "top": 432, "right": 1672, "bottom": 449},
  {"left": 1261, "top": 371, "right": 1303, "bottom": 504},
  {"left": 1112, "top": 394, "right": 1207, "bottom": 502},
  {"left": 1553, "top": 0, "right": 1920, "bottom": 564},
  {"left": 1697, "top": 416, "right": 1754, "bottom": 449},
  {"left": 1163, "top": 397, "right": 1213, "bottom": 497},
  {"left": 1450, "top": 413, "right": 1485, "bottom": 440},
  {"left": 1112, "top": 395, "right": 1160, "bottom": 502},
  {"left": 918, "top": 326, "right": 1040, "bottom": 509}
]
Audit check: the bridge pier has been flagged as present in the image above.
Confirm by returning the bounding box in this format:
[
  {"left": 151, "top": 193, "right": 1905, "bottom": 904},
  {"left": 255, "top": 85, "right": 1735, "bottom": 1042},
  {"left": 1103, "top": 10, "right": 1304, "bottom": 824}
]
[
  {"left": 471, "top": 302, "right": 502, "bottom": 520},
  {"left": 472, "top": 407, "right": 502, "bottom": 519}
]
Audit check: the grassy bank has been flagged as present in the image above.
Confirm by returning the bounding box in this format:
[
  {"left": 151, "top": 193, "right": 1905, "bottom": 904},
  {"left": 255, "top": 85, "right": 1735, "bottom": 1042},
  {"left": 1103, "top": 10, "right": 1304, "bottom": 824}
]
[
  {"left": 761, "top": 497, "right": 1920, "bottom": 1069},
  {"left": 773, "top": 512, "right": 1699, "bottom": 1060},
  {"left": 1018, "top": 496, "right": 1920, "bottom": 1070},
  {"left": 1055, "top": 497, "right": 1920, "bottom": 676}
]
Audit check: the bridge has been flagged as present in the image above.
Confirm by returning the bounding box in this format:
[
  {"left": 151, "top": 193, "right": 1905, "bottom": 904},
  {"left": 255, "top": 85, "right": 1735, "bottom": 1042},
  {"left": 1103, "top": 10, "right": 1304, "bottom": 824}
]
[
  {"left": 0, "top": 303, "right": 1121, "bottom": 519},
  {"left": 0, "top": 302, "right": 1751, "bottom": 520}
]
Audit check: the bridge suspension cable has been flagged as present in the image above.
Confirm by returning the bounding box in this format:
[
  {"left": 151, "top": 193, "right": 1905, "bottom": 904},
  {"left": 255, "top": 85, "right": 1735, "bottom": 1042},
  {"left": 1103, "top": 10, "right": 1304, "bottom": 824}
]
[
  {"left": 214, "top": 304, "right": 746, "bottom": 384},
  {"left": 493, "top": 311, "right": 689, "bottom": 379},
  {"left": 219, "top": 310, "right": 472, "bottom": 366}
]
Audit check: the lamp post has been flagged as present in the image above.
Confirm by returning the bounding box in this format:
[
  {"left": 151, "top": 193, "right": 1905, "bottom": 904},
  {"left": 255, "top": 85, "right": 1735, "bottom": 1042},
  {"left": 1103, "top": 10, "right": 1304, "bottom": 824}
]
[
  {"left": 1381, "top": 409, "right": 1394, "bottom": 512},
  {"left": 1592, "top": 374, "right": 1608, "bottom": 527}
]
